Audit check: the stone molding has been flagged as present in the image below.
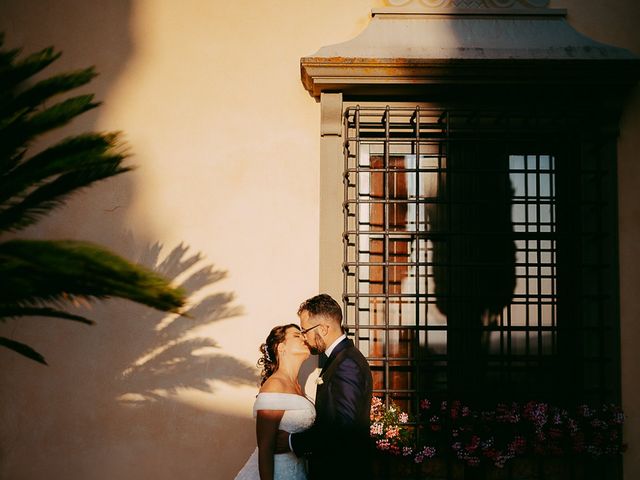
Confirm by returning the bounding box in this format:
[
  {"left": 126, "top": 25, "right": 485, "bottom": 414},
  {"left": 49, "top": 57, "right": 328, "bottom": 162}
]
[
  {"left": 300, "top": 4, "right": 639, "bottom": 99},
  {"left": 385, "top": 0, "right": 549, "bottom": 8}
]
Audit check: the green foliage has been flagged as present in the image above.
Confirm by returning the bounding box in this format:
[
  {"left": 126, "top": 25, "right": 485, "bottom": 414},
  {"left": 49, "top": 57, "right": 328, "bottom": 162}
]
[
  {"left": 0, "top": 240, "right": 185, "bottom": 310},
  {"left": 0, "top": 33, "right": 186, "bottom": 364}
]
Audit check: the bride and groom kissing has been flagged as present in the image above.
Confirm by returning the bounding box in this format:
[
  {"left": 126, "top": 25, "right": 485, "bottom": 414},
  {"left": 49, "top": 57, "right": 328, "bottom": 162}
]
[{"left": 235, "top": 294, "right": 374, "bottom": 480}]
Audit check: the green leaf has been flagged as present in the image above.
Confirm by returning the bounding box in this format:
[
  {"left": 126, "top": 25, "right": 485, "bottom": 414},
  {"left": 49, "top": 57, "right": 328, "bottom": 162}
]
[
  {"left": 0, "top": 306, "right": 94, "bottom": 324},
  {"left": 0, "top": 67, "right": 98, "bottom": 117},
  {"left": 0, "top": 132, "right": 124, "bottom": 205},
  {"left": 0, "top": 35, "right": 20, "bottom": 68},
  {"left": 0, "top": 155, "right": 131, "bottom": 232},
  {"left": 30, "top": 94, "right": 99, "bottom": 131},
  {"left": 0, "top": 95, "right": 99, "bottom": 160},
  {"left": 0, "top": 336, "right": 47, "bottom": 365},
  {"left": 0, "top": 239, "right": 186, "bottom": 313},
  {"left": 0, "top": 46, "right": 60, "bottom": 92}
]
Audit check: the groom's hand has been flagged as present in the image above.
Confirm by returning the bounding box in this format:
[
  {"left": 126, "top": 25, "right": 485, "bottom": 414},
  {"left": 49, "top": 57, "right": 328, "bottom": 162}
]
[{"left": 275, "top": 429, "right": 291, "bottom": 454}]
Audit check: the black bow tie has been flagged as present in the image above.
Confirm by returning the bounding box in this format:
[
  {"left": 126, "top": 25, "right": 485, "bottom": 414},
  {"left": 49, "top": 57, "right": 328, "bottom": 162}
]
[{"left": 318, "top": 353, "right": 329, "bottom": 368}]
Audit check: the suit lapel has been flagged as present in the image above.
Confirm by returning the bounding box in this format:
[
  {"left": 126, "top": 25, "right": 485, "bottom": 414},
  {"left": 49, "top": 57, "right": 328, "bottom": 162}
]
[{"left": 320, "top": 338, "right": 351, "bottom": 376}]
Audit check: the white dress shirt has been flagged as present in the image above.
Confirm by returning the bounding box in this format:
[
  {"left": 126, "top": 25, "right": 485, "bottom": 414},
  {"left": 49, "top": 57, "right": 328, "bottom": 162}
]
[{"left": 323, "top": 333, "right": 347, "bottom": 360}]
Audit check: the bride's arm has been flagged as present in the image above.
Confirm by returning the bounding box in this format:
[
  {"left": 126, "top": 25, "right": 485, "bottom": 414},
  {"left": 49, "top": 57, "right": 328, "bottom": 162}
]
[{"left": 256, "top": 409, "right": 284, "bottom": 480}]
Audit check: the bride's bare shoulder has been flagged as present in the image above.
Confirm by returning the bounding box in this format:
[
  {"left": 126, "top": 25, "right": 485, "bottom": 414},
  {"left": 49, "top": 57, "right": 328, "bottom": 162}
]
[{"left": 259, "top": 376, "right": 287, "bottom": 393}]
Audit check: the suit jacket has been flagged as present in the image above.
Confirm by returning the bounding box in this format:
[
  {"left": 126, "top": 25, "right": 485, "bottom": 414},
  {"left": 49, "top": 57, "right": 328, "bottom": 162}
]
[{"left": 291, "top": 338, "right": 373, "bottom": 480}]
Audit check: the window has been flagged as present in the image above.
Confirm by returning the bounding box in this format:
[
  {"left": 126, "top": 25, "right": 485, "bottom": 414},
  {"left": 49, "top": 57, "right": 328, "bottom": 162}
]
[{"left": 343, "top": 104, "right": 620, "bottom": 418}]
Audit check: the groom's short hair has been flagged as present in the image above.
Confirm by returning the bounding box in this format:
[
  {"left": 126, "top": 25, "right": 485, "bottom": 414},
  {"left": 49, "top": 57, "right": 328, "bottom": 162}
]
[{"left": 298, "top": 294, "right": 342, "bottom": 325}]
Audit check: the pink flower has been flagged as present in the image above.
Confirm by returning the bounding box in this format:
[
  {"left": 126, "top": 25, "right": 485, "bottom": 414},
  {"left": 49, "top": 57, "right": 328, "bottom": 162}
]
[
  {"left": 414, "top": 446, "right": 436, "bottom": 463},
  {"left": 422, "top": 446, "right": 437, "bottom": 458},
  {"left": 372, "top": 397, "right": 624, "bottom": 469},
  {"left": 385, "top": 426, "right": 400, "bottom": 439},
  {"left": 376, "top": 439, "right": 390, "bottom": 451},
  {"left": 370, "top": 422, "right": 383, "bottom": 436}
]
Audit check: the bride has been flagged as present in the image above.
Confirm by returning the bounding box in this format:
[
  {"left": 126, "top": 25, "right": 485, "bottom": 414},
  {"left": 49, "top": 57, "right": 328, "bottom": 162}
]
[{"left": 235, "top": 324, "right": 316, "bottom": 480}]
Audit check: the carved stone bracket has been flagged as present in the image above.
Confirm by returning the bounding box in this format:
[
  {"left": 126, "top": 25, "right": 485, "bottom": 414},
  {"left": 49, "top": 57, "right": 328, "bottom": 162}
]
[{"left": 385, "top": 0, "right": 549, "bottom": 8}]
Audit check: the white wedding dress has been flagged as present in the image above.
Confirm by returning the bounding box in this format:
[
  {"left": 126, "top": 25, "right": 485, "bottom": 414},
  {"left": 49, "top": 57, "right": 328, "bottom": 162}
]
[{"left": 234, "top": 393, "right": 316, "bottom": 480}]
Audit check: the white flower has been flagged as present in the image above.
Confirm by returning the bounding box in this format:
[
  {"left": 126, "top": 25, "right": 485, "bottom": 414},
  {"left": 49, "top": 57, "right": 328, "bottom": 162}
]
[{"left": 316, "top": 377, "right": 324, "bottom": 385}]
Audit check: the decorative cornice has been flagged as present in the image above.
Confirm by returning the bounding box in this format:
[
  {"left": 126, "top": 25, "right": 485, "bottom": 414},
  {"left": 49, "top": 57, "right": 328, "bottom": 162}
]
[
  {"left": 377, "top": 0, "right": 559, "bottom": 17},
  {"left": 300, "top": 2, "right": 640, "bottom": 99},
  {"left": 375, "top": 0, "right": 560, "bottom": 16},
  {"left": 385, "top": 0, "right": 549, "bottom": 8},
  {"left": 305, "top": 58, "right": 638, "bottom": 98}
]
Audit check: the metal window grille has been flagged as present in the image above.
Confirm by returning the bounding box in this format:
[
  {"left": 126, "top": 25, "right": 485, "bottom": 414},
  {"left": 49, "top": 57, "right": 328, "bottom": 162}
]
[{"left": 342, "top": 105, "right": 620, "bottom": 479}]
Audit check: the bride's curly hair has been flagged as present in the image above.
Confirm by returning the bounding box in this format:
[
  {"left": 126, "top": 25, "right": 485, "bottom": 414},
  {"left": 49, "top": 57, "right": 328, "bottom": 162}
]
[{"left": 257, "top": 323, "right": 300, "bottom": 385}]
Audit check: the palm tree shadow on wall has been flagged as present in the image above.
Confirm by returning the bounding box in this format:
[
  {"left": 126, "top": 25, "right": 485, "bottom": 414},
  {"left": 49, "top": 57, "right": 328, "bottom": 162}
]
[
  {"left": 102, "top": 238, "right": 258, "bottom": 403},
  {"left": 0, "top": 4, "right": 257, "bottom": 478},
  {"left": 0, "top": 237, "right": 259, "bottom": 480}
]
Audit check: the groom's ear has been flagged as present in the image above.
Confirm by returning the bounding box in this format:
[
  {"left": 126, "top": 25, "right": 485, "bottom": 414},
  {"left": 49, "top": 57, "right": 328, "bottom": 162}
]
[{"left": 320, "top": 323, "right": 331, "bottom": 336}]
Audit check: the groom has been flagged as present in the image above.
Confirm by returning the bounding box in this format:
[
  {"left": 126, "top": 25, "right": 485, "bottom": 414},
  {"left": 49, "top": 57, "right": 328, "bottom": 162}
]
[{"left": 276, "top": 294, "right": 373, "bottom": 480}]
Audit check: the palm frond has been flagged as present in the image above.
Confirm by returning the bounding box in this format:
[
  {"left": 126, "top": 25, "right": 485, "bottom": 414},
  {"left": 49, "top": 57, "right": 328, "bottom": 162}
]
[
  {"left": 0, "top": 239, "right": 185, "bottom": 312},
  {"left": 6, "top": 67, "right": 97, "bottom": 112},
  {"left": 0, "top": 94, "right": 99, "bottom": 162},
  {"left": 0, "top": 336, "right": 47, "bottom": 364},
  {"left": 0, "top": 49, "right": 19, "bottom": 68},
  {"left": 0, "top": 36, "right": 189, "bottom": 364},
  {"left": 0, "top": 154, "right": 131, "bottom": 232},
  {"left": 0, "top": 132, "right": 121, "bottom": 201},
  {"left": 0, "top": 132, "right": 121, "bottom": 196},
  {"left": 0, "top": 33, "right": 20, "bottom": 67},
  {"left": 0, "top": 130, "right": 129, "bottom": 233},
  {"left": 0, "top": 46, "right": 60, "bottom": 92},
  {"left": 0, "top": 306, "right": 94, "bottom": 324},
  {"left": 27, "top": 94, "right": 99, "bottom": 133}
]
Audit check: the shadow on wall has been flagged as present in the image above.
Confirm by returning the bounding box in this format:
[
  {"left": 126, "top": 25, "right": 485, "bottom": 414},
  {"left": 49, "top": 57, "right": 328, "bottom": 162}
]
[
  {"left": 112, "top": 240, "right": 258, "bottom": 403},
  {"left": 111, "top": 241, "right": 260, "bottom": 480},
  {"left": 0, "top": 239, "right": 259, "bottom": 480},
  {"left": 0, "top": 2, "right": 258, "bottom": 478}
]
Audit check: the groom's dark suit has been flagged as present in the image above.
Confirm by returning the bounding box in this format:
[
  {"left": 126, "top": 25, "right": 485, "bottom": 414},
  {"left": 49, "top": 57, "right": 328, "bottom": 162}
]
[{"left": 291, "top": 337, "right": 373, "bottom": 480}]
